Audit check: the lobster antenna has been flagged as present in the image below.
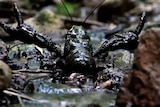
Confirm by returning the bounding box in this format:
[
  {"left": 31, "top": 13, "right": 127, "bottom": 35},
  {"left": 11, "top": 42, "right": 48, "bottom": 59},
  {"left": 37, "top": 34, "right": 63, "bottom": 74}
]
[
  {"left": 82, "top": 0, "right": 105, "bottom": 24},
  {"left": 61, "top": 0, "right": 73, "bottom": 22}
]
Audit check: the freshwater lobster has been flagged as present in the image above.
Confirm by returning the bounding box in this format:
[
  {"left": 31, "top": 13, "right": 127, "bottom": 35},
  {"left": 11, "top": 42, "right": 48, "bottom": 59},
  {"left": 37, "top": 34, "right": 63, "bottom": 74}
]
[{"left": 0, "top": 3, "right": 146, "bottom": 77}]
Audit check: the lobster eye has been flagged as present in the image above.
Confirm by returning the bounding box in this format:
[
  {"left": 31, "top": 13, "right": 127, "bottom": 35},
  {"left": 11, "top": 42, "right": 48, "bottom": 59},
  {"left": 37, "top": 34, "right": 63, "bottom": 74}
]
[
  {"left": 83, "top": 41, "right": 88, "bottom": 47},
  {"left": 21, "top": 51, "right": 27, "bottom": 58}
]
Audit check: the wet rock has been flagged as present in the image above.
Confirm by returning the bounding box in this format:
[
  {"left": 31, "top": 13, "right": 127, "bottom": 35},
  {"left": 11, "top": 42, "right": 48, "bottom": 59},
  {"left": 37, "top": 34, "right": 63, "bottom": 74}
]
[
  {"left": 11, "top": 8, "right": 63, "bottom": 34},
  {"left": 8, "top": 44, "right": 55, "bottom": 70},
  {"left": 116, "top": 28, "right": 160, "bottom": 107},
  {"left": 0, "top": 60, "right": 12, "bottom": 90},
  {"left": 0, "top": 39, "right": 8, "bottom": 60},
  {"left": 96, "top": 65, "right": 124, "bottom": 92},
  {"left": 97, "top": 0, "right": 135, "bottom": 22},
  {"left": 12, "top": 73, "right": 34, "bottom": 93},
  {"left": 35, "top": 8, "right": 63, "bottom": 32},
  {"left": 108, "top": 50, "right": 134, "bottom": 70}
]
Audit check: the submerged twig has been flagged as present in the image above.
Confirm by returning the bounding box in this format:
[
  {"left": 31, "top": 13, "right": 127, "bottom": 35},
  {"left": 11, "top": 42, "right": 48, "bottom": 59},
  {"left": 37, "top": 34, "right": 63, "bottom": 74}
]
[
  {"left": 18, "top": 96, "right": 25, "bottom": 107},
  {"left": 3, "top": 90, "right": 50, "bottom": 104},
  {"left": 12, "top": 69, "right": 52, "bottom": 80},
  {"left": 12, "top": 69, "right": 53, "bottom": 74}
]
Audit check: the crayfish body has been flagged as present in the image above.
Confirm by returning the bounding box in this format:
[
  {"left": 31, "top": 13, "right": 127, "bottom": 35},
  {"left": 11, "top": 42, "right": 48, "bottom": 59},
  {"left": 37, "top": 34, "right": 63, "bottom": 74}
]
[{"left": 64, "top": 25, "right": 96, "bottom": 75}]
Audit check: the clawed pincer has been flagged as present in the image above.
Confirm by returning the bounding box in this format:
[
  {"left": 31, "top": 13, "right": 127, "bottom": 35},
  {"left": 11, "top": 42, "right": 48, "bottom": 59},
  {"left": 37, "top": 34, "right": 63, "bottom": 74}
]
[{"left": 93, "top": 12, "right": 147, "bottom": 57}]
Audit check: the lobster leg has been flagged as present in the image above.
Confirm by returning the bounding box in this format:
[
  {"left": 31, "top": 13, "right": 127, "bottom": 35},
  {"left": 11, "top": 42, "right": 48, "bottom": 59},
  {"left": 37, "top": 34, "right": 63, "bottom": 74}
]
[
  {"left": 0, "top": 3, "right": 61, "bottom": 56},
  {"left": 93, "top": 12, "right": 147, "bottom": 57}
]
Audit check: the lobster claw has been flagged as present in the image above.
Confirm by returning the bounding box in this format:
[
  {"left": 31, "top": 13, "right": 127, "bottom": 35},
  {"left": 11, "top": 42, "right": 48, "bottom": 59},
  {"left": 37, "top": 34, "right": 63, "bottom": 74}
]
[
  {"left": 13, "top": 3, "right": 37, "bottom": 38},
  {"left": 0, "top": 3, "right": 62, "bottom": 57},
  {"left": 0, "top": 3, "right": 36, "bottom": 40},
  {"left": 93, "top": 12, "right": 147, "bottom": 58}
]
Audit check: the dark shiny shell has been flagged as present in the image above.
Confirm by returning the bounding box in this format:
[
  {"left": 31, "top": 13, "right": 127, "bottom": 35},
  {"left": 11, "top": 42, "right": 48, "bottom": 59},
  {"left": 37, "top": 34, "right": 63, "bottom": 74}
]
[{"left": 64, "top": 26, "right": 96, "bottom": 74}]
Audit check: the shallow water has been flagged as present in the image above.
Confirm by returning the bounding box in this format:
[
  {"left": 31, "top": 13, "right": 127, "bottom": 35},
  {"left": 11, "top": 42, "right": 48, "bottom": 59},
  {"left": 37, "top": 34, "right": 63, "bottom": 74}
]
[
  {"left": 26, "top": 92, "right": 115, "bottom": 107},
  {"left": 13, "top": 79, "right": 116, "bottom": 107}
]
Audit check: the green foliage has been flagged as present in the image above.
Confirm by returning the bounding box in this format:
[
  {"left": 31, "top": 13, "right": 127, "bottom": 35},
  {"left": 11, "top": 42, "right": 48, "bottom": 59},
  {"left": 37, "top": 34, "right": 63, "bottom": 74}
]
[{"left": 56, "top": 2, "right": 79, "bottom": 17}]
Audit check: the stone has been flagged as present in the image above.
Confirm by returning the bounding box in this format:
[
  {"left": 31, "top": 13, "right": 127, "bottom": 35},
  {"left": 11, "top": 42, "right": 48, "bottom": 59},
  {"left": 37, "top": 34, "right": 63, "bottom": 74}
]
[
  {"left": 0, "top": 40, "right": 7, "bottom": 60},
  {"left": 116, "top": 28, "right": 160, "bottom": 107},
  {"left": 0, "top": 60, "right": 12, "bottom": 90}
]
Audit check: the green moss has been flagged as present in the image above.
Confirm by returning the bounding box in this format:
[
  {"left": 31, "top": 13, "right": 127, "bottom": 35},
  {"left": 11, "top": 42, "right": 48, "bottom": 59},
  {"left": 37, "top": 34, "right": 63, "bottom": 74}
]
[{"left": 36, "top": 10, "right": 57, "bottom": 25}]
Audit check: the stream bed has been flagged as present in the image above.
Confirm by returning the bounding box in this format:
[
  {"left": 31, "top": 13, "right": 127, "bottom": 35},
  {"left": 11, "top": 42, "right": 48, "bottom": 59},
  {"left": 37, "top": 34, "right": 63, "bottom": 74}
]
[{"left": 13, "top": 79, "right": 116, "bottom": 107}]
